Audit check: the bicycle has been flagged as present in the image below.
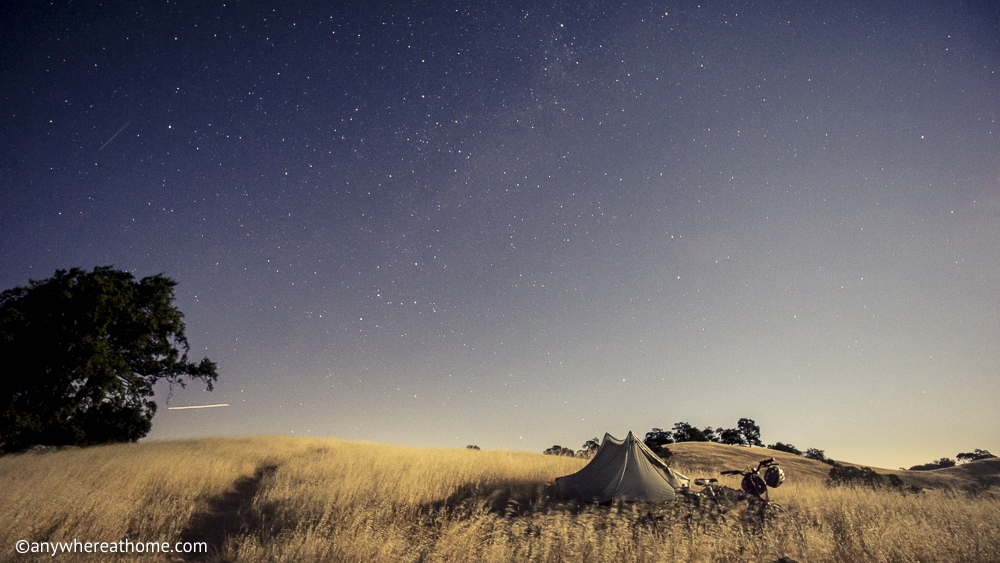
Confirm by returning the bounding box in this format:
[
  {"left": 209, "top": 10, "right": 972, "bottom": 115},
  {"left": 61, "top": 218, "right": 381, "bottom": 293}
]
[
  {"left": 686, "top": 458, "right": 786, "bottom": 516},
  {"left": 680, "top": 476, "right": 740, "bottom": 514},
  {"left": 689, "top": 477, "right": 726, "bottom": 507},
  {"left": 720, "top": 457, "right": 786, "bottom": 518}
]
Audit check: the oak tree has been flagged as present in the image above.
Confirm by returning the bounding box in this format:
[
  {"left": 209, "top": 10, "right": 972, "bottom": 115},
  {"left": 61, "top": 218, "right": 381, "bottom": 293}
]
[{"left": 0, "top": 267, "right": 217, "bottom": 452}]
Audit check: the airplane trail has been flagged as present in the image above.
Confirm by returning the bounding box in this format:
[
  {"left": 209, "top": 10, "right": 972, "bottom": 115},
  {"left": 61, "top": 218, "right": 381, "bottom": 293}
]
[
  {"left": 166, "top": 403, "right": 230, "bottom": 410},
  {"left": 98, "top": 121, "right": 130, "bottom": 151}
]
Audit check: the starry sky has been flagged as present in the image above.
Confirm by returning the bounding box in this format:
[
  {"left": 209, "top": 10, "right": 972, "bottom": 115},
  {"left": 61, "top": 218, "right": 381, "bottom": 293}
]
[{"left": 2, "top": 1, "right": 998, "bottom": 469}]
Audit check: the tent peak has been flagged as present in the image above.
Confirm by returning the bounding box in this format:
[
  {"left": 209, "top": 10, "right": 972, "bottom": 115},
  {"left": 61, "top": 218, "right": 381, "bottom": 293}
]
[{"left": 555, "top": 431, "right": 689, "bottom": 503}]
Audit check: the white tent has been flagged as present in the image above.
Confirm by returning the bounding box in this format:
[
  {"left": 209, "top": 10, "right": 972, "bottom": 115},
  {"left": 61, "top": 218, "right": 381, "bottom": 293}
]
[{"left": 555, "top": 431, "right": 690, "bottom": 502}]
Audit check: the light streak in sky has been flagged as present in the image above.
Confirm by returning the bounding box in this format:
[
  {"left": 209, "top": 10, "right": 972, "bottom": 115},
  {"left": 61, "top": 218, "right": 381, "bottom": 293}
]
[{"left": 98, "top": 121, "right": 130, "bottom": 151}]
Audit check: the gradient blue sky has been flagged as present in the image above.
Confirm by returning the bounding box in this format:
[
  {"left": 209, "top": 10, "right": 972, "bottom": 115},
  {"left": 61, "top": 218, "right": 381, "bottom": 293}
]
[{"left": 2, "top": 0, "right": 998, "bottom": 468}]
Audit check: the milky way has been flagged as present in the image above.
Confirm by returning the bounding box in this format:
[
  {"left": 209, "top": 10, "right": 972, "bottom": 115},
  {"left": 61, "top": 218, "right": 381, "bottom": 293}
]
[{"left": 2, "top": 1, "right": 998, "bottom": 467}]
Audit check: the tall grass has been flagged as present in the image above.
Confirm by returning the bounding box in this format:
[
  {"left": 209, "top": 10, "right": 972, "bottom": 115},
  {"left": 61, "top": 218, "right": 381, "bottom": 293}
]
[
  {"left": 0, "top": 437, "right": 288, "bottom": 562},
  {"left": 1, "top": 436, "right": 998, "bottom": 562}
]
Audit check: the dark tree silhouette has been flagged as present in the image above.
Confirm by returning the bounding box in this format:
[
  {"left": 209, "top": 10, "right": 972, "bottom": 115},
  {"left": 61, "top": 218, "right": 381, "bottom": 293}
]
[
  {"left": 577, "top": 437, "right": 600, "bottom": 458},
  {"left": 957, "top": 449, "right": 995, "bottom": 463},
  {"left": 719, "top": 428, "right": 746, "bottom": 446},
  {"left": 643, "top": 428, "right": 674, "bottom": 461},
  {"left": 909, "top": 457, "right": 956, "bottom": 471},
  {"left": 543, "top": 445, "right": 575, "bottom": 456},
  {"left": 768, "top": 442, "right": 802, "bottom": 456},
  {"left": 702, "top": 426, "right": 719, "bottom": 443},
  {"left": 827, "top": 463, "right": 905, "bottom": 490},
  {"left": 737, "top": 418, "right": 763, "bottom": 447},
  {"left": 0, "top": 267, "right": 217, "bottom": 452},
  {"left": 671, "top": 421, "right": 709, "bottom": 442},
  {"left": 804, "top": 448, "right": 828, "bottom": 462},
  {"left": 644, "top": 427, "right": 674, "bottom": 447}
]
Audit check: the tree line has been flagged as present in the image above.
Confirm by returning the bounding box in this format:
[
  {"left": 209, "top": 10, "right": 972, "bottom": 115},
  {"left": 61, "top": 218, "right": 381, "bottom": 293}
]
[
  {"left": 544, "top": 418, "right": 841, "bottom": 464},
  {"left": 545, "top": 418, "right": 769, "bottom": 460},
  {"left": 907, "top": 449, "right": 995, "bottom": 471},
  {"left": 544, "top": 420, "right": 995, "bottom": 478}
]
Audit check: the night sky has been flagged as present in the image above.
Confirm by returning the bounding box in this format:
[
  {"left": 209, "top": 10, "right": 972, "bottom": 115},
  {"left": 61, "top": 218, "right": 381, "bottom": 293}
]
[{"left": 2, "top": 1, "right": 998, "bottom": 469}]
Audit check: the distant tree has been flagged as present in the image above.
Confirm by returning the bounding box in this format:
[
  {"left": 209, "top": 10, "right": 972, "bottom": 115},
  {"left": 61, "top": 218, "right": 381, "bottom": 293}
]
[
  {"left": 577, "top": 437, "right": 600, "bottom": 458},
  {"left": 643, "top": 428, "right": 674, "bottom": 461},
  {"left": 644, "top": 427, "right": 674, "bottom": 447},
  {"left": 466, "top": 445, "right": 480, "bottom": 450},
  {"left": 768, "top": 442, "right": 803, "bottom": 456},
  {"left": 670, "top": 422, "right": 692, "bottom": 442},
  {"left": 671, "top": 422, "right": 709, "bottom": 443},
  {"left": 737, "top": 418, "right": 763, "bottom": 447},
  {"left": 804, "top": 448, "right": 828, "bottom": 462},
  {"left": 0, "top": 267, "right": 217, "bottom": 453},
  {"left": 957, "top": 449, "right": 995, "bottom": 463},
  {"left": 909, "top": 457, "right": 956, "bottom": 471},
  {"left": 543, "top": 445, "right": 575, "bottom": 456},
  {"left": 702, "top": 426, "right": 719, "bottom": 443},
  {"left": 719, "top": 428, "right": 746, "bottom": 446}
]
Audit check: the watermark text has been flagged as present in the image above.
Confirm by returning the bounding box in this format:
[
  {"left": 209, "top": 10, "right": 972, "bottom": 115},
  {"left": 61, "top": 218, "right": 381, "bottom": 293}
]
[{"left": 15, "top": 538, "right": 207, "bottom": 556}]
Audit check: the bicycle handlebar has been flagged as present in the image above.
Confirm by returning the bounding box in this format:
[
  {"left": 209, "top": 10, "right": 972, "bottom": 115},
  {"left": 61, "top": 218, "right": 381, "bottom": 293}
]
[{"left": 722, "top": 458, "right": 778, "bottom": 476}]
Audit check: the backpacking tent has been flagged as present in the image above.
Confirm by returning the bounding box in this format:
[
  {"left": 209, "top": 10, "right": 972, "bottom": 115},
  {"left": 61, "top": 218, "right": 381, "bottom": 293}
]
[{"left": 556, "top": 431, "right": 690, "bottom": 502}]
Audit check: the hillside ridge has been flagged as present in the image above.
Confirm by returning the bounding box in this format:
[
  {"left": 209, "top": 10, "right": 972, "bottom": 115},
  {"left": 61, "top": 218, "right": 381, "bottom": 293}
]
[{"left": 666, "top": 441, "right": 1000, "bottom": 491}]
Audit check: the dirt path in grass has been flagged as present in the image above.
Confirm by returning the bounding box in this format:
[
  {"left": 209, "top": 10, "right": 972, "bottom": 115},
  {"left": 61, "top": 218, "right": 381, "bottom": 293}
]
[{"left": 175, "top": 463, "right": 278, "bottom": 561}]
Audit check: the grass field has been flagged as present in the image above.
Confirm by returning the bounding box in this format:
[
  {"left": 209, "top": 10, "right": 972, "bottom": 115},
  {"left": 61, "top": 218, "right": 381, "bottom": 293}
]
[{"left": 1, "top": 436, "right": 998, "bottom": 562}]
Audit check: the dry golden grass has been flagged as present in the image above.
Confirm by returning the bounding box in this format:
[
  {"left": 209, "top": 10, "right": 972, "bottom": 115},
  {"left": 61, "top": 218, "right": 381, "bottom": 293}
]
[{"left": 1, "top": 436, "right": 998, "bottom": 562}]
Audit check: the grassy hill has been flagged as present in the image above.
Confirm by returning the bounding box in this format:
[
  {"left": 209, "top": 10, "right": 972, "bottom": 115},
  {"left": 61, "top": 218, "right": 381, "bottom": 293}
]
[
  {"left": 669, "top": 441, "right": 834, "bottom": 484},
  {"left": 668, "top": 441, "right": 1000, "bottom": 491},
  {"left": 1, "top": 436, "right": 998, "bottom": 562},
  {"left": 922, "top": 457, "right": 1000, "bottom": 488}
]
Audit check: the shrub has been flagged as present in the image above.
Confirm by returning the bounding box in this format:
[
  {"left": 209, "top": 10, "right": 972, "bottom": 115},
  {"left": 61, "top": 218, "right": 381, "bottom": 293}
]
[
  {"left": 827, "top": 463, "right": 915, "bottom": 493},
  {"left": 542, "top": 445, "right": 575, "bottom": 457},
  {"left": 768, "top": 442, "right": 802, "bottom": 456},
  {"left": 828, "top": 464, "right": 885, "bottom": 488},
  {"left": 909, "top": 458, "right": 956, "bottom": 471}
]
